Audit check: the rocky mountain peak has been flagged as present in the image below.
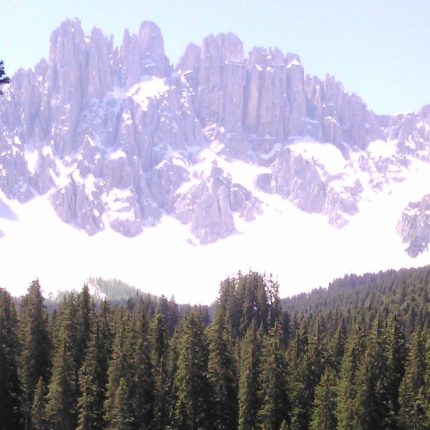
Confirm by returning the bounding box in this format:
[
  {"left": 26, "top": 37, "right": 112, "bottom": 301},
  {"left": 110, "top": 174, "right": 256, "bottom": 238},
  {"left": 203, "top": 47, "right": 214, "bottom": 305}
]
[{"left": 0, "top": 19, "right": 429, "bottom": 257}]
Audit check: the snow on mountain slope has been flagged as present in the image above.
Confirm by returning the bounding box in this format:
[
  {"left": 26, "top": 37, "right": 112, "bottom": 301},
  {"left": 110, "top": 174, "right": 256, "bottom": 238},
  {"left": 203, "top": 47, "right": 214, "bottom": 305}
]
[
  {"left": 1, "top": 19, "right": 430, "bottom": 302},
  {"left": 0, "top": 145, "right": 429, "bottom": 304}
]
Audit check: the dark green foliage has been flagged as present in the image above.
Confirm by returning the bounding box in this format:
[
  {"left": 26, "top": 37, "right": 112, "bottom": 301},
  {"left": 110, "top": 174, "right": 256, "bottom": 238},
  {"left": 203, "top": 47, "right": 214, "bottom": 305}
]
[
  {"left": 207, "top": 312, "right": 238, "bottom": 429},
  {"left": 336, "top": 324, "right": 367, "bottom": 429},
  {"left": 238, "top": 323, "right": 261, "bottom": 430},
  {"left": 0, "top": 288, "right": 23, "bottom": 430},
  {"left": 398, "top": 331, "right": 429, "bottom": 429},
  {"left": 31, "top": 377, "right": 47, "bottom": 430},
  {"left": 257, "top": 322, "right": 289, "bottom": 429},
  {"left": 46, "top": 294, "right": 79, "bottom": 430},
  {"left": 173, "top": 312, "right": 210, "bottom": 429},
  {"left": 0, "top": 60, "right": 9, "bottom": 94},
  {"left": 290, "top": 320, "right": 326, "bottom": 430},
  {"left": 216, "top": 272, "right": 285, "bottom": 339},
  {"left": 354, "top": 318, "right": 394, "bottom": 429},
  {"left": 310, "top": 367, "right": 338, "bottom": 430},
  {"left": 19, "top": 280, "right": 51, "bottom": 427},
  {"left": 107, "top": 377, "right": 133, "bottom": 430},
  {"left": 76, "top": 285, "right": 94, "bottom": 369},
  {"left": 386, "top": 315, "right": 407, "bottom": 418},
  {"left": 76, "top": 303, "right": 113, "bottom": 430},
  {"left": 2, "top": 265, "right": 430, "bottom": 429},
  {"left": 149, "top": 312, "right": 170, "bottom": 429},
  {"left": 104, "top": 313, "right": 133, "bottom": 427},
  {"left": 128, "top": 309, "right": 155, "bottom": 429}
]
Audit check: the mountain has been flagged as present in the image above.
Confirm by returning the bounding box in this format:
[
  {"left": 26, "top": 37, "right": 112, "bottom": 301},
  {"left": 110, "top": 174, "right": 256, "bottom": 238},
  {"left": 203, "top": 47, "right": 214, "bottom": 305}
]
[{"left": 0, "top": 19, "right": 429, "bottom": 301}]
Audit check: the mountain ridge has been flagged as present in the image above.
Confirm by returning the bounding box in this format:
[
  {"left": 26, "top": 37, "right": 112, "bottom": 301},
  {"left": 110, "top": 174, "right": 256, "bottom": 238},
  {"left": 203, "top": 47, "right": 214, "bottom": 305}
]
[{"left": 0, "top": 19, "right": 429, "bottom": 300}]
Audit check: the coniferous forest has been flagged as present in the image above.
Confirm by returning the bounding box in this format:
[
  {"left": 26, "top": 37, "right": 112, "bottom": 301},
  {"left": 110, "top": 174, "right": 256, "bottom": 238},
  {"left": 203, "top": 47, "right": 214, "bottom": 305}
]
[{"left": 2, "top": 266, "right": 430, "bottom": 429}]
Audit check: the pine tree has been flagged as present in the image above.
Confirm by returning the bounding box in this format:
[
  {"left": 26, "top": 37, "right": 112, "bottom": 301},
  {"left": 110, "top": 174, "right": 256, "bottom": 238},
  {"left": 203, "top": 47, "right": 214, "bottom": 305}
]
[
  {"left": 46, "top": 339, "right": 78, "bottom": 430},
  {"left": 158, "top": 295, "right": 179, "bottom": 337},
  {"left": 45, "top": 294, "right": 79, "bottom": 430},
  {"left": 217, "top": 276, "right": 241, "bottom": 339},
  {"left": 150, "top": 312, "right": 169, "bottom": 429},
  {"left": 238, "top": 322, "right": 261, "bottom": 430},
  {"left": 290, "top": 320, "right": 325, "bottom": 430},
  {"left": 257, "top": 322, "right": 289, "bottom": 429},
  {"left": 386, "top": 315, "right": 407, "bottom": 418},
  {"left": 426, "top": 335, "right": 430, "bottom": 426},
  {"left": 0, "top": 60, "right": 9, "bottom": 94},
  {"left": 31, "top": 377, "right": 47, "bottom": 430},
  {"left": 107, "top": 377, "right": 133, "bottom": 430},
  {"left": 279, "top": 420, "right": 289, "bottom": 430},
  {"left": 164, "top": 323, "right": 183, "bottom": 427},
  {"left": 173, "top": 312, "right": 209, "bottom": 429},
  {"left": 76, "top": 285, "right": 94, "bottom": 370},
  {"left": 310, "top": 367, "right": 338, "bottom": 430},
  {"left": 76, "top": 303, "right": 113, "bottom": 430},
  {"left": 238, "top": 272, "right": 269, "bottom": 336},
  {"left": 207, "top": 312, "right": 238, "bottom": 429},
  {"left": 104, "top": 313, "right": 133, "bottom": 427},
  {"left": 354, "top": 318, "right": 394, "bottom": 429},
  {"left": 127, "top": 308, "right": 155, "bottom": 429},
  {"left": 398, "top": 331, "right": 429, "bottom": 429},
  {"left": 327, "top": 318, "right": 346, "bottom": 373},
  {"left": 0, "top": 288, "right": 23, "bottom": 430},
  {"left": 19, "top": 279, "right": 51, "bottom": 428},
  {"left": 336, "top": 323, "right": 367, "bottom": 429}
]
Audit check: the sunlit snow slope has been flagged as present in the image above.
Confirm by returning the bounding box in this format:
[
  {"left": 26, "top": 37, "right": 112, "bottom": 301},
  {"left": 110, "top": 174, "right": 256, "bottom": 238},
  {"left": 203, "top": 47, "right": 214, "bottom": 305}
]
[
  {"left": 1, "top": 138, "right": 429, "bottom": 304},
  {"left": 2, "top": 20, "right": 430, "bottom": 303}
]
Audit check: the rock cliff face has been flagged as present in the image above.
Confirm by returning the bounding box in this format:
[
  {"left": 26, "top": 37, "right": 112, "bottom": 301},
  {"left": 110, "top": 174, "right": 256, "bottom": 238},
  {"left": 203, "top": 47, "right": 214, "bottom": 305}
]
[
  {"left": 398, "top": 195, "right": 430, "bottom": 257},
  {"left": 0, "top": 19, "right": 429, "bottom": 253}
]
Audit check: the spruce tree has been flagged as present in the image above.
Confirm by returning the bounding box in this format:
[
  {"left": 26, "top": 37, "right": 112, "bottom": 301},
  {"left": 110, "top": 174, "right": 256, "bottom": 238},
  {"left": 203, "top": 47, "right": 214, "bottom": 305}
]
[
  {"left": 386, "top": 315, "right": 407, "bottom": 418},
  {"left": 238, "top": 272, "right": 269, "bottom": 336},
  {"left": 0, "top": 288, "right": 23, "bottom": 430},
  {"left": 31, "top": 377, "right": 47, "bottom": 430},
  {"left": 327, "top": 318, "right": 346, "bottom": 373},
  {"left": 104, "top": 313, "right": 133, "bottom": 427},
  {"left": 150, "top": 312, "right": 169, "bottom": 429},
  {"left": 127, "top": 309, "right": 155, "bottom": 429},
  {"left": 398, "top": 331, "right": 428, "bottom": 429},
  {"left": 19, "top": 280, "right": 51, "bottom": 428},
  {"left": 354, "top": 318, "right": 394, "bottom": 429},
  {"left": 46, "top": 339, "right": 78, "bottom": 430},
  {"left": 257, "top": 322, "right": 289, "bottom": 429},
  {"left": 238, "top": 322, "right": 261, "bottom": 430},
  {"left": 45, "top": 294, "right": 79, "bottom": 430},
  {"left": 290, "top": 320, "right": 325, "bottom": 430},
  {"left": 164, "top": 323, "right": 183, "bottom": 426},
  {"left": 207, "top": 312, "right": 238, "bottom": 429},
  {"left": 76, "top": 285, "right": 94, "bottom": 370},
  {"left": 107, "top": 377, "right": 133, "bottom": 430},
  {"left": 336, "top": 323, "right": 367, "bottom": 429},
  {"left": 0, "top": 60, "right": 9, "bottom": 94},
  {"left": 173, "top": 312, "right": 209, "bottom": 429},
  {"left": 310, "top": 367, "right": 338, "bottom": 430},
  {"left": 76, "top": 304, "right": 113, "bottom": 430},
  {"left": 279, "top": 420, "right": 289, "bottom": 430}
]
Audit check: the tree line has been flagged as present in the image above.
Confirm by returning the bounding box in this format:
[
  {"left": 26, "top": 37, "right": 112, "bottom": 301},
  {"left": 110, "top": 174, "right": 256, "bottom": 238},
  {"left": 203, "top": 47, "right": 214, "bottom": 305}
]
[
  {"left": 0, "top": 60, "right": 9, "bottom": 94},
  {"left": 2, "top": 266, "right": 430, "bottom": 429}
]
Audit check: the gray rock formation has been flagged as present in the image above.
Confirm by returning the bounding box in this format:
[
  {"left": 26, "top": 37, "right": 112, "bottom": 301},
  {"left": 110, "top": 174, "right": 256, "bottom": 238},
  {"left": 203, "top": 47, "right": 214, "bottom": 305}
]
[
  {"left": 398, "top": 195, "right": 430, "bottom": 257},
  {"left": 175, "top": 164, "right": 260, "bottom": 243},
  {"left": 257, "top": 147, "right": 326, "bottom": 213},
  {"left": 0, "top": 18, "right": 430, "bottom": 250},
  {"left": 305, "top": 74, "right": 383, "bottom": 149}
]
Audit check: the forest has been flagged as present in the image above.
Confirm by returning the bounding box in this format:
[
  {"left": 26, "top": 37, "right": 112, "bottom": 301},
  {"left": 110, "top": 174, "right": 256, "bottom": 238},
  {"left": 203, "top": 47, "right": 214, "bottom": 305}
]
[{"left": 1, "top": 266, "right": 430, "bottom": 430}]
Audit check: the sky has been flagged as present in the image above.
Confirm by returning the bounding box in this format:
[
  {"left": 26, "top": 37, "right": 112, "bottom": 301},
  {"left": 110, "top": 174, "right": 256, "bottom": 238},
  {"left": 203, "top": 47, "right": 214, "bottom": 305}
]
[{"left": 1, "top": 0, "right": 430, "bottom": 115}]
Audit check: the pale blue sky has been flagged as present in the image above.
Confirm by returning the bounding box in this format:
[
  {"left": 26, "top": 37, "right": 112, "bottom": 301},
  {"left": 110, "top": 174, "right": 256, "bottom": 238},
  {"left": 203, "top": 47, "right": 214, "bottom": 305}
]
[{"left": 1, "top": 0, "right": 429, "bottom": 114}]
